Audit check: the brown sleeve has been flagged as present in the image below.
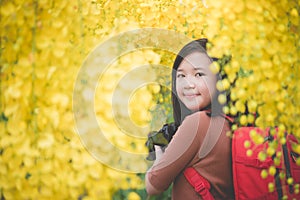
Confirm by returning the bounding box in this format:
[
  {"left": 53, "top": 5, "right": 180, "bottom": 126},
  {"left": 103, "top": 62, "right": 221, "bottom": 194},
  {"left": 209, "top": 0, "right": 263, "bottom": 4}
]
[{"left": 147, "top": 111, "right": 209, "bottom": 191}]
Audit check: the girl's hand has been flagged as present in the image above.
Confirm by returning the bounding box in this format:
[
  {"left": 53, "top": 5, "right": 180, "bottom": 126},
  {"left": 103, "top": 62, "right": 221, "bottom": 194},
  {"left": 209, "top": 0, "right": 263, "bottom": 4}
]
[{"left": 154, "top": 145, "right": 164, "bottom": 162}]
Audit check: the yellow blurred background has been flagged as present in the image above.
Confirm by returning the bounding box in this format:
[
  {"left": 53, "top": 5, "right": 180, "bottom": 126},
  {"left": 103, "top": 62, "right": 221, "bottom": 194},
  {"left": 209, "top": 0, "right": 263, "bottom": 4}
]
[{"left": 1, "top": 0, "right": 299, "bottom": 199}]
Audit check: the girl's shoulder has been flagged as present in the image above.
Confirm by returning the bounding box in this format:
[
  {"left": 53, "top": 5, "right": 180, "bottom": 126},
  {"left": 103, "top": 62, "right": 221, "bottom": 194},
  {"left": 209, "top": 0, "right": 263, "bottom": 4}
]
[
  {"left": 179, "top": 111, "right": 211, "bottom": 132},
  {"left": 181, "top": 110, "right": 227, "bottom": 132}
]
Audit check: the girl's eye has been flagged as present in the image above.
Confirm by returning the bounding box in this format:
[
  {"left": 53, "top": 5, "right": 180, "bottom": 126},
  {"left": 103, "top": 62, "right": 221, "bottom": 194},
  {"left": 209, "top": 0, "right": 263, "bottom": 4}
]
[
  {"left": 195, "top": 72, "right": 204, "bottom": 77},
  {"left": 177, "top": 74, "right": 185, "bottom": 78}
]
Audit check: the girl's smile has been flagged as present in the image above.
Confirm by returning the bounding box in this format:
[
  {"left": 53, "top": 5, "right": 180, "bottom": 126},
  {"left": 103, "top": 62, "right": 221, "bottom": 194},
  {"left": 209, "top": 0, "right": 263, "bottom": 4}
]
[{"left": 182, "top": 91, "right": 201, "bottom": 100}]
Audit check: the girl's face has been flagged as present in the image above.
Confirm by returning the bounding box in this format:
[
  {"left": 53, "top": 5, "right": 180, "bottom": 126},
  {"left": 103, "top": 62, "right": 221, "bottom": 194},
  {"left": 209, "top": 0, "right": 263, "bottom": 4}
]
[{"left": 176, "top": 52, "right": 217, "bottom": 112}]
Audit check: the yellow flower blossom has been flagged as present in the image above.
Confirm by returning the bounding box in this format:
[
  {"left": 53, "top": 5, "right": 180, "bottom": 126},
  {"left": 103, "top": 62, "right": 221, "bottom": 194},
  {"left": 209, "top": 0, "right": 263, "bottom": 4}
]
[{"left": 1, "top": 0, "right": 299, "bottom": 199}]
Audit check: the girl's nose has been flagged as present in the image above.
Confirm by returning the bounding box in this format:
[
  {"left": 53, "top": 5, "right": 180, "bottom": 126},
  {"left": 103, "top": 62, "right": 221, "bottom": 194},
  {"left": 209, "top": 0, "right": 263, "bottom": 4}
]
[{"left": 184, "top": 79, "right": 196, "bottom": 89}]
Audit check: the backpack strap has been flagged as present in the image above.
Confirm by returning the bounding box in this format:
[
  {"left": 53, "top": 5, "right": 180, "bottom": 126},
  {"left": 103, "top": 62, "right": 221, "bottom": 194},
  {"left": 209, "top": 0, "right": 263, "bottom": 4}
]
[
  {"left": 183, "top": 167, "right": 214, "bottom": 200},
  {"left": 221, "top": 114, "right": 234, "bottom": 123},
  {"left": 282, "top": 134, "right": 293, "bottom": 194}
]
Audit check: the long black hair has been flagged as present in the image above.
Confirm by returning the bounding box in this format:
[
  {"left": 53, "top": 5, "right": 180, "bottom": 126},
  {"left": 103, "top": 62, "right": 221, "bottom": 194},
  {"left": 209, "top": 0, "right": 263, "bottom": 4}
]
[{"left": 171, "top": 39, "right": 224, "bottom": 126}]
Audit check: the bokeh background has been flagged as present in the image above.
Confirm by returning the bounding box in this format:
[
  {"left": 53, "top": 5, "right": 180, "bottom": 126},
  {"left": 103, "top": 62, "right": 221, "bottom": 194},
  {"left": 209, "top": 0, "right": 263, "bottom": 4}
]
[{"left": 1, "top": 0, "right": 299, "bottom": 199}]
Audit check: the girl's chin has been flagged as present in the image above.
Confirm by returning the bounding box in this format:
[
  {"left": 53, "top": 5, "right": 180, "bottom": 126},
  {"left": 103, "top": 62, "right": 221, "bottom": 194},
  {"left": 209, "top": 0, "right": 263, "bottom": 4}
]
[
  {"left": 183, "top": 102, "right": 208, "bottom": 112},
  {"left": 185, "top": 104, "right": 201, "bottom": 112}
]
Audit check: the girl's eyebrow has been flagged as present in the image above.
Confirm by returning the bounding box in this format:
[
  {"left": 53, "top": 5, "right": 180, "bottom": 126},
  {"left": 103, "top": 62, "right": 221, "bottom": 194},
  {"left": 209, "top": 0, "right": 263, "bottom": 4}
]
[{"left": 177, "top": 67, "right": 203, "bottom": 71}]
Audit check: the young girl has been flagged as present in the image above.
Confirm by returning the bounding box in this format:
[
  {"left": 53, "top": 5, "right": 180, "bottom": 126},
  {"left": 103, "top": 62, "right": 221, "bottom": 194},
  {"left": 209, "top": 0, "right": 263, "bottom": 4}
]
[{"left": 145, "top": 39, "right": 234, "bottom": 199}]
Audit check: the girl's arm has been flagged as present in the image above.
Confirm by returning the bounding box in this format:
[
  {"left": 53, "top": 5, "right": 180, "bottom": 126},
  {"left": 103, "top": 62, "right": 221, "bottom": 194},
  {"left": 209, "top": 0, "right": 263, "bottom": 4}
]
[
  {"left": 145, "top": 111, "right": 208, "bottom": 195},
  {"left": 145, "top": 170, "right": 163, "bottom": 195},
  {"left": 145, "top": 146, "right": 165, "bottom": 195}
]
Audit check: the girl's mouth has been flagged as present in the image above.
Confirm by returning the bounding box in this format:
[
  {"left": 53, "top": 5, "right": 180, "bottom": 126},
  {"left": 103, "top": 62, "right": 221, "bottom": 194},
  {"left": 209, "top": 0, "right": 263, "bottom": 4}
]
[
  {"left": 183, "top": 93, "right": 200, "bottom": 99},
  {"left": 183, "top": 92, "right": 200, "bottom": 96}
]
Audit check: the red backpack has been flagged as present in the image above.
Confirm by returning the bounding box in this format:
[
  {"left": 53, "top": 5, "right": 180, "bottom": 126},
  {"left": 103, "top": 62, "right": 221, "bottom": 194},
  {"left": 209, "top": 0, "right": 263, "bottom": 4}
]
[{"left": 184, "top": 126, "right": 300, "bottom": 200}]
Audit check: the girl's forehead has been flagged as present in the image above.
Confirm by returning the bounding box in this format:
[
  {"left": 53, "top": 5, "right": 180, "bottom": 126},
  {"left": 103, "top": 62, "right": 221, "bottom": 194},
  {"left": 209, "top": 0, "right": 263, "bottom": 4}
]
[{"left": 178, "top": 52, "right": 212, "bottom": 70}]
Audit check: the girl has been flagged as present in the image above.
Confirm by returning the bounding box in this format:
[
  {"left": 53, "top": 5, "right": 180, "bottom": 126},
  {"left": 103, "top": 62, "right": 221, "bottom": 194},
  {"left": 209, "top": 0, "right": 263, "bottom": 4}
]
[{"left": 145, "top": 39, "right": 234, "bottom": 199}]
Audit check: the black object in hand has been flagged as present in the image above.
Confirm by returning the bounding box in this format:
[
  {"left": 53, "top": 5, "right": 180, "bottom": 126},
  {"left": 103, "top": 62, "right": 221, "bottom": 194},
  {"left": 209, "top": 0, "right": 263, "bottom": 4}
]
[{"left": 145, "top": 123, "right": 177, "bottom": 161}]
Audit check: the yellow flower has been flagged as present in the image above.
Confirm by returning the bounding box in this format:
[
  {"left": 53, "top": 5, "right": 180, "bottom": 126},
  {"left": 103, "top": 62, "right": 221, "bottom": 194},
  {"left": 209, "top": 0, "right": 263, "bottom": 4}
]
[
  {"left": 268, "top": 182, "right": 275, "bottom": 192},
  {"left": 1, "top": 0, "right": 299, "bottom": 198},
  {"left": 127, "top": 191, "right": 141, "bottom": 200},
  {"left": 261, "top": 169, "right": 268, "bottom": 179},
  {"left": 218, "top": 94, "right": 227, "bottom": 104},
  {"left": 268, "top": 166, "right": 276, "bottom": 176},
  {"left": 37, "top": 133, "right": 55, "bottom": 149}
]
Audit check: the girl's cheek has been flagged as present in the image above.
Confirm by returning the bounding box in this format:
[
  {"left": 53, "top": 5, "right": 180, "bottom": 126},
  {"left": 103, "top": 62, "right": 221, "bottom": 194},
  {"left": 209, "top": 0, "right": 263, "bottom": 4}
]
[
  {"left": 176, "top": 80, "right": 184, "bottom": 90},
  {"left": 197, "top": 80, "right": 209, "bottom": 92},
  {"left": 176, "top": 87, "right": 182, "bottom": 96},
  {"left": 201, "top": 77, "right": 215, "bottom": 92}
]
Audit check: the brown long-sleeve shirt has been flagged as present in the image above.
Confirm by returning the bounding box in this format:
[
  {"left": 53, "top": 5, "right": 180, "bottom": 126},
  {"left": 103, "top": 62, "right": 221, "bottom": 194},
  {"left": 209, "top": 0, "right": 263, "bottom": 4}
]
[{"left": 146, "top": 111, "right": 234, "bottom": 199}]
